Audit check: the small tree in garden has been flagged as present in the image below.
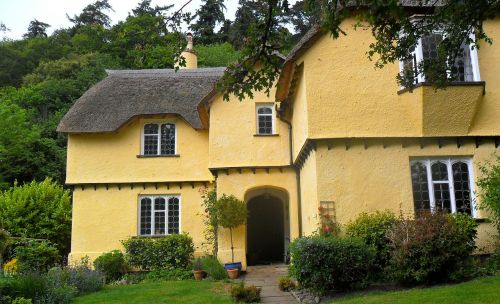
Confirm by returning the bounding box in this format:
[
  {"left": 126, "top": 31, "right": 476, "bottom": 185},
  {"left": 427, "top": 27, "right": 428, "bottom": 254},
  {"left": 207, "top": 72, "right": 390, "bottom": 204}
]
[
  {"left": 477, "top": 155, "right": 500, "bottom": 234},
  {"left": 216, "top": 194, "right": 247, "bottom": 263},
  {"left": 200, "top": 187, "right": 219, "bottom": 256}
]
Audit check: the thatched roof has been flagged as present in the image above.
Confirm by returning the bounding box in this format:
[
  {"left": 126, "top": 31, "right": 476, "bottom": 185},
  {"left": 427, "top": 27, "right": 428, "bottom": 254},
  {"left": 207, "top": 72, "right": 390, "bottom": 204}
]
[{"left": 57, "top": 67, "right": 225, "bottom": 133}]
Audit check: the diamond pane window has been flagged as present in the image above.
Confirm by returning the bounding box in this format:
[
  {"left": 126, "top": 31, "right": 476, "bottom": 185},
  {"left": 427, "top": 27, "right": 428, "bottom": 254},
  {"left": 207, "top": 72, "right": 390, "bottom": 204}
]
[
  {"left": 139, "top": 195, "right": 180, "bottom": 236},
  {"left": 160, "top": 124, "right": 176, "bottom": 155},
  {"left": 410, "top": 162, "right": 430, "bottom": 211},
  {"left": 140, "top": 198, "right": 152, "bottom": 235},
  {"left": 452, "top": 162, "right": 472, "bottom": 215},
  {"left": 400, "top": 28, "right": 479, "bottom": 86},
  {"left": 409, "top": 159, "right": 476, "bottom": 217},
  {"left": 143, "top": 124, "right": 159, "bottom": 155},
  {"left": 142, "top": 123, "right": 176, "bottom": 155},
  {"left": 257, "top": 105, "right": 274, "bottom": 135},
  {"left": 168, "top": 197, "right": 180, "bottom": 234}
]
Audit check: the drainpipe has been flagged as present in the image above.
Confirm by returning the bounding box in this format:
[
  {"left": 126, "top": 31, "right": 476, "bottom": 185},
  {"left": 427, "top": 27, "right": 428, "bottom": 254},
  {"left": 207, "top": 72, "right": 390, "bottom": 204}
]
[{"left": 276, "top": 103, "right": 303, "bottom": 237}]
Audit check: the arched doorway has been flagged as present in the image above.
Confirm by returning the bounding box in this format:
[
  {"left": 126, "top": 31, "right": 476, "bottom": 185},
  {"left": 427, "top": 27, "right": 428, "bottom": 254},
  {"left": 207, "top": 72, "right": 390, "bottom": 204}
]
[{"left": 246, "top": 188, "right": 289, "bottom": 266}]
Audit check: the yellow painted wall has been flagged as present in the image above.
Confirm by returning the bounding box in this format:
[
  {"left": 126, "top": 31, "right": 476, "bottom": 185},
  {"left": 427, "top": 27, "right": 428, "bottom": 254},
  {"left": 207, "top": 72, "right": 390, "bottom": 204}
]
[
  {"left": 208, "top": 87, "right": 291, "bottom": 168},
  {"left": 290, "top": 67, "right": 310, "bottom": 159},
  {"left": 313, "top": 138, "right": 499, "bottom": 251},
  {"left": 66, "top": 116, "right": 212, "bottom": 184},
  {"left": 69, "top": 183, "right": 209, "bottom": 263},
  {"left": 470, "top": 18, "right": 500, "bottom": 135},
  {"left": 215, "top": 168, "right": 298, "bottom": 269},
  {"left": 299, "top": 150, "right": 319, "bottom": 236},
  {"left": 289, "top": 18, "right": 500, "bottom": 149}
]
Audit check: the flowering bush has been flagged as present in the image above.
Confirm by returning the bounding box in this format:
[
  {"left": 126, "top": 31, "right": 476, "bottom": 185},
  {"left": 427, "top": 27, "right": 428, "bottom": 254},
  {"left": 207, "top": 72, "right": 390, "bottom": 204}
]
[
  {"left": 317, "top": 206, "right": 340, "bottom": 237},
  {"left": 3, "top": 259, "right": 18, "bottom": 275}
]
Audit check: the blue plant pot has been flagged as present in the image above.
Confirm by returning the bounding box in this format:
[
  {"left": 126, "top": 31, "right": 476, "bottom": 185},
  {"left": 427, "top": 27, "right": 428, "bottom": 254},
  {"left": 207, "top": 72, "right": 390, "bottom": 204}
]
[{"left": 224, "top": 262, "right": 242, "bottom": 271}]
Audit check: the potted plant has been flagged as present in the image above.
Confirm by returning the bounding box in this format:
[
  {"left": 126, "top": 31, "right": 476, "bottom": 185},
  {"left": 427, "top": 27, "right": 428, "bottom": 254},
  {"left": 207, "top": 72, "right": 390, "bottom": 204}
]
[
  {"left": 216, "top": 194, "right": 247, "bottom": 279},
  {"left": 192, "top": 257, "right": 205, "bottom": 281}
]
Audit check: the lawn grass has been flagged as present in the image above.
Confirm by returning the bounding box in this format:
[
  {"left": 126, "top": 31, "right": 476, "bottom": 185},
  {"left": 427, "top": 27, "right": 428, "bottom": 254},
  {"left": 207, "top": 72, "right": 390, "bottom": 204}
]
[
  {"left": 330, "top": 276, "right": 500, "bottom": 304},
  {"left": 73, "top": 280, "right": 233, "bottom": 304}
]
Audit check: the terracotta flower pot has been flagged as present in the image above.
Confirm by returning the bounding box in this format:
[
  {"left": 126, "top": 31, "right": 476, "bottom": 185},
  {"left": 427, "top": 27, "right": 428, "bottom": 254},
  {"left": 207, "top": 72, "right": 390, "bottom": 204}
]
[
  {"left": 227, "top": 268, "right": 239, "bottom": 279},
  {"left": 193, "top": 270, "right": 205, "bottom": 281}
]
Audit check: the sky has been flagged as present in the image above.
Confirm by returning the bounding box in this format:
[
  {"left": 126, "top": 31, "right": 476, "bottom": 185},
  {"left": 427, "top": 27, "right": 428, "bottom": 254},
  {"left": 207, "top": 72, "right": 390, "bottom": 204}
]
[{"left": 0, "top": 0, "right": 243, "bottom": 40}]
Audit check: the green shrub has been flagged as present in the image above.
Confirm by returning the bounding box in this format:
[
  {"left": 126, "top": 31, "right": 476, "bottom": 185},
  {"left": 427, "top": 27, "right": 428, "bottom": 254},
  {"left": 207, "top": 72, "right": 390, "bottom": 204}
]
[
  {"left": 93, "top": 250, "right": 128, "bottom": 282},
  {"left": 289, "top": 236, "right": 375, "bottom": 294},
  {"left": 387, "top": 211, "right": 478, "bottom": 285},
  {"left": 43, "top": 269, "right": 78, "bottom": 304},
  {"left": 8, "top": 272, "right": 46, "bottom": 302},
  {"left": 15, "top": 240, "right": 59, "bottom": 273},
  {"left": 145, "top": 268, "right": 192, "bottom": 281},
  {"left": 200, "top": 255, "right": 227, "bottom": 280},
  {"left": 0, "top": 179, "right": 72, "bottom": 257},
  {"left": 230, "top": 282, "right": 261, "bottom": 303},
  {"left": 122, "top": 234, "right": 194, "bottom": 270},
  {"left": 477, "top": 156, "right": 500, "bottom": 234},
  {"left": 49, "top": 260, "right": 104, "bottom": 295},
  {"left": 345, "top": 210, "right": 397, "bottom": 275},
  {"left": 278, "top": 276, "right": 295, "bottom": 291},
  {"left": 11, "top": 298, "right": 32, "bottom": 304}
]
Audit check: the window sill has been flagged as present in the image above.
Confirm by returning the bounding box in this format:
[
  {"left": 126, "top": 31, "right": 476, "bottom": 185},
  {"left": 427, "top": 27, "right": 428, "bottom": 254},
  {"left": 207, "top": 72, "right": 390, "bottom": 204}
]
[
  {"left": 254, "top": 134, "right": 279, "bottom": 137},
  {"left": 137, "top": 154, "right": 180, "bottom": 158},
  {"left": 397, "top": 81, "right": 486, "bottom": 95}
]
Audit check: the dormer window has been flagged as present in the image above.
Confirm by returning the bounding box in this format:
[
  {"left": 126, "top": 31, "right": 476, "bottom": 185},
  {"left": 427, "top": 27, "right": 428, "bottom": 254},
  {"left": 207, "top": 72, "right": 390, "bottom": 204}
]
[
  {"left": 256, "top": 105, "right": 274, "bottom": 135},
  {"left": 142, "top": 123, "right": 176, "bottom": 155},
  {"left": 400, "top": 31, "right": 480, "bottom": 85}
]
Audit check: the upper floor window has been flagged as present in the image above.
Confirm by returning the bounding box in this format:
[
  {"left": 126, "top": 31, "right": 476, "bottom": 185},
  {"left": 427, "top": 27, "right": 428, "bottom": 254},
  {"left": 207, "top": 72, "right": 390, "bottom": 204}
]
[
  {"left": 410, "top": 158, "right": 476, "bottom": 217},
  {"left": 139, "top": 195, "right": 180, "bottom": 236},
  {"left": 142, "top": 123, "right": 176, "bottom": 155},
  {"left": 401, "top": 32, "right": 480, "bottom": 85},
  {"left": 256, "top": 105, "right": 274, "bottom": 135}
]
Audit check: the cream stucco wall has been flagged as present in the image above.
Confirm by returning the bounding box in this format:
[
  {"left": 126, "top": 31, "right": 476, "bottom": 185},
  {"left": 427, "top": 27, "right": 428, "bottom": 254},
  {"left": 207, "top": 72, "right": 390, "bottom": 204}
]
[
  {"left": 299, "top": 150, "right": 319, "bottom": 236},
  {"left": 69, "top": 184, "right": 209, "bottom": 263},
  {"left": 313, "top": 138, "right": 499, "bottom": 251},
  {"left": 66, "top": 116, "right": 212, "bottom": 184},
  {"left": 290, "top": 18, "right": 500, "bottom": 142},
  {"left": 215, "top": 168, "right": 298, "bottom": 269},
  {"left": 208, "top": 87, "right": 291, "bottom": 168}
]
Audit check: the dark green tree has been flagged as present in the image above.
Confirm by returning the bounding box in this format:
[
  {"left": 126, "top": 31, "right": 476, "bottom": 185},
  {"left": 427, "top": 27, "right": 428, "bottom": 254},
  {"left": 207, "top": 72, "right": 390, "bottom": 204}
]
[
  {"left": 189, "top": 0, "right": 227, "bottom": 45},
  {"left": 0, "top": 22, "right": 8, "bottom": 33},
  {"left": 67, "top": 0, "right": 114, "bottom": 28},
  {"left": 285, "top": 0, "right": 321, "bottom": 41},
  {"left": 23, "top": 19, "right": 51, "bottom": 39}
]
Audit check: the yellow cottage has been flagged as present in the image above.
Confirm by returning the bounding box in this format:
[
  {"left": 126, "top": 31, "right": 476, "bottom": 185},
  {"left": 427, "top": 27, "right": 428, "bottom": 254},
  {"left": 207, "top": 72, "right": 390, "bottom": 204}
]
[{"left": 58, "top": 19, "right": 500, "bottom": 269}]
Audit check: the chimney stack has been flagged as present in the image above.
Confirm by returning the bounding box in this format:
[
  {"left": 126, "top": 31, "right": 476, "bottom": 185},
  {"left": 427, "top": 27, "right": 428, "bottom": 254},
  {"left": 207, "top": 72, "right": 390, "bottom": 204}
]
[{"left": 178, "top": 33, "right": 197, "bottom": 69}]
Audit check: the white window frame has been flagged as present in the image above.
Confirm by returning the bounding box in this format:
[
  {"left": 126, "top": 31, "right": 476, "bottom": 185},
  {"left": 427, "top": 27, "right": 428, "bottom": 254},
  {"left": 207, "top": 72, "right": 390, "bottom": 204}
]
[
  {"left": 138, "top": 195, "right": 182, "bottom": 236},
  {"left": 141, "top": 122, "right": 177, "bottom": 155},
  {"left": 399, "top": 30, "right": 481, "bottom": 85},
  {"left": 256, "top": 104, "right": 275, "bottom": 135},
  {"left": 410, "top": 157, "right": 477, "bottom": 218}
]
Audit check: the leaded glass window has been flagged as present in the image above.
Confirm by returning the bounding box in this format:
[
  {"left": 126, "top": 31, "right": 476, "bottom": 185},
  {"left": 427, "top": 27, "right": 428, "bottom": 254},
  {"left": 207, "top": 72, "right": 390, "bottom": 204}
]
[
  {"left": 409, "top": 158, "right": 475, "bottom": 217},
  {"left": 400, "top": 29, "right": 479, "bottom": 85},
  {"left": 410, "top": 162, "right": 430, "bottom": 211},
  {"left": 257, "top": 105, "right": 274, "bottom": 135},
  {"left": 139, "top": 195, "right": 180, "bottom": 236},
  {"left": 140, "top": 198, "right": 152, "bottom": 235},
  {"left": 160, "top": 124, "right": 176, "bottom": 155},
  {"left": 452, "top": 162, "right": 473, "bottom": 215},
  {"left": 142, "top": 123, "right": 176, "bottom": 155},
  {"left": 143, "top": 124, "right": 159, "bottom": 155},
  {"left": 168, "top": 197, "right": 180, "bottom": 234}
]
